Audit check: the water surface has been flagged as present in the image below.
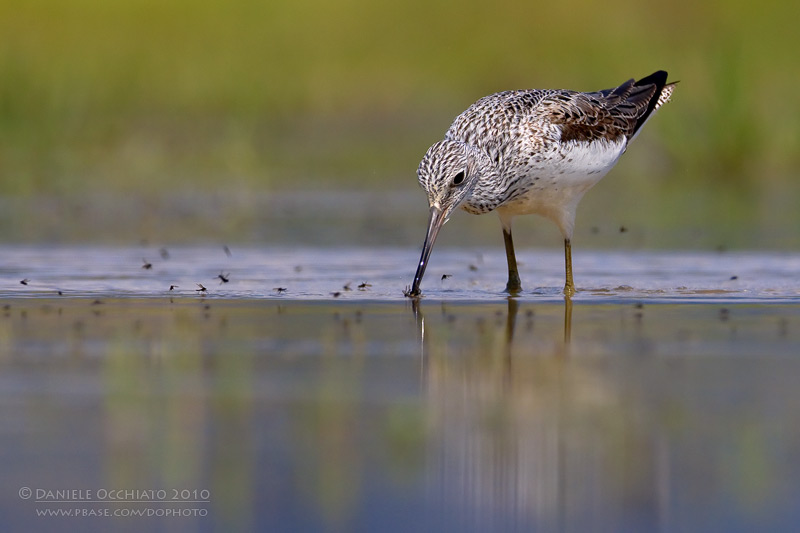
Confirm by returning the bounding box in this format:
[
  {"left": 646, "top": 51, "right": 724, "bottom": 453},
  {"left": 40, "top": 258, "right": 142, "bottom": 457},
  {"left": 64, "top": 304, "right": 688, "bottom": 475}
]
[
  {"left": 1, "top": 245, "right": 799, "bottom": 532},
  {"left": 1, "top": 244, "right": 798, "bottom": 302}
]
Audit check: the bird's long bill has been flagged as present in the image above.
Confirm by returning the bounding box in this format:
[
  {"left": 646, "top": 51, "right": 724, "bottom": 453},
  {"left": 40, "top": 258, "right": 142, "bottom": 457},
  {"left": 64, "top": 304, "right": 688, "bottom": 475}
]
[{"left": 409, "top": 206, "right": 446, "bottom": 297}]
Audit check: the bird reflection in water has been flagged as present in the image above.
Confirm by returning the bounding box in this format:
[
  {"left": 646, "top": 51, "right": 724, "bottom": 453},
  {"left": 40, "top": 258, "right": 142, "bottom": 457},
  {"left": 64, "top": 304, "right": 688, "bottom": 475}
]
[
  {"left": 410, "top": 295, "right": 573, "bottom": 365},
  {"left": 409, "top": 296, "right": 574, "bottom": 529},
  {"left": 403, "top": 297, "right": 677, "bottom": 531}
]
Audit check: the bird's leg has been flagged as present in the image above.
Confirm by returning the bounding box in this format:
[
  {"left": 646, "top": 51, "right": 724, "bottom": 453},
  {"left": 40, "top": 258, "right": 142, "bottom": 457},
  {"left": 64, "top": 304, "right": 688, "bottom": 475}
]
[
  {"left": 563, "top": 238, "right": 575, "bottom": 297},
  {"left": 502, "top": 226, "right": 522, "bottom": 294}
]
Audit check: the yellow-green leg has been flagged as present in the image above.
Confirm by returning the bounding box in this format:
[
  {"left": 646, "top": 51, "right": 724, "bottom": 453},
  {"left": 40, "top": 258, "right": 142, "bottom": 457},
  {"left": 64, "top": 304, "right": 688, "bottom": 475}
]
[
  {"left": 563, "top": 238, "right": 575, "bottom": 297},
  {"left": 503, "top": 227, "right": 522, "bottom": 294}
]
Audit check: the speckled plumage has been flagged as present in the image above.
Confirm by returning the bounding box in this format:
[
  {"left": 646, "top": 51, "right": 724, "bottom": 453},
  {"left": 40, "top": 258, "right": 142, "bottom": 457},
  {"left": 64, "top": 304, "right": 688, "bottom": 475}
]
[{"left": 409, "top": 71, "right": 676, "bottom": 297}]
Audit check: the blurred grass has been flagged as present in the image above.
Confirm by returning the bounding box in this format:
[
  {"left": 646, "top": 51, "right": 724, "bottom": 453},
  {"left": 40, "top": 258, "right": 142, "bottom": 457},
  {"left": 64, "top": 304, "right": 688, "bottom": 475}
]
[{"left": 0, "top": 0, "right": 798, "bottom": 245}]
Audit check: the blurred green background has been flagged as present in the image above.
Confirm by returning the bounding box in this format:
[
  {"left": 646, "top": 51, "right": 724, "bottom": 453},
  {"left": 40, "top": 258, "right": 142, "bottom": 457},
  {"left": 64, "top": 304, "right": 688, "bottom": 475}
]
[{"left": 0, "top": 0, "right": 798, "bottom": 246}]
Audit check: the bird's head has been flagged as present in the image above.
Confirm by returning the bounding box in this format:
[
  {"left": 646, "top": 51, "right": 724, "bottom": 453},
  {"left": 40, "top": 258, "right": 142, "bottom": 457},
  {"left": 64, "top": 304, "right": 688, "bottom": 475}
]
[
  {"left": 416, "top": 140, "right": 486, "bottom": 219},
  {"left": 407, "top": 140, "right": 494, "bottom": 297}
]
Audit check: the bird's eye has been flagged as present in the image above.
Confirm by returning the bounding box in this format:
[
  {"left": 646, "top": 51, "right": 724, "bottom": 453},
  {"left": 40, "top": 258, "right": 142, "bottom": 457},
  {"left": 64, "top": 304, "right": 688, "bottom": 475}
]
[{"left": 452, "top": 171, "right": 465, "bottom": 186}]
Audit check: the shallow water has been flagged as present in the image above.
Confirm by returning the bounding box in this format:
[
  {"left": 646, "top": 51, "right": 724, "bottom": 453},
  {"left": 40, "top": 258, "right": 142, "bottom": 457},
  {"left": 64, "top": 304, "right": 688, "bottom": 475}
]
[
  {"left": 1, "top": 245, "right": 799, "bottom": 531},
  {"left": 1, "top": 244, "right": 798, "bottom": 302}
]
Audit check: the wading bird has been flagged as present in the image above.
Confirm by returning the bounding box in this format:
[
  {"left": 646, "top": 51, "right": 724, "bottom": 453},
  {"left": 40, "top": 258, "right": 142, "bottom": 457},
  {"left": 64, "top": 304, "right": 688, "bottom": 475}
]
[{"left": 408, "top": 71, "right": 675, "bottom": 297}]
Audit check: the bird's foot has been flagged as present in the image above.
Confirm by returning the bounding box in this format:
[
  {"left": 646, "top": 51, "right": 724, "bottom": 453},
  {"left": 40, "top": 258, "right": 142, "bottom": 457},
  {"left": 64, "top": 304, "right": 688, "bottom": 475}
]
[
  {"left": 504, "top": 282, "right": 522, "bottom": 295},
  {"left": 504, "top": 270, "right": 522, "bottom": 295}
]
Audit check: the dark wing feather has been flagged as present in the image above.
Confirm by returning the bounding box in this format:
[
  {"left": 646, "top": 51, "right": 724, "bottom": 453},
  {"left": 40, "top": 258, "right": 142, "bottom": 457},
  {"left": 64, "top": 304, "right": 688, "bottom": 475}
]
[
  {"left": 547, "top": 70, "right": 670, "bottom": 143},
  {"left": 626, "top": 70, "right": 669, "bottom": 135}
]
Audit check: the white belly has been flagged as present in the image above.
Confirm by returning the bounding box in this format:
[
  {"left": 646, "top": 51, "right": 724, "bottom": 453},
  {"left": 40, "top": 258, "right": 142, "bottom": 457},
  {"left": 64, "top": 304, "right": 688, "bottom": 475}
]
[{"left": 496, "top": 136, "right": 627, "bottom": 237}]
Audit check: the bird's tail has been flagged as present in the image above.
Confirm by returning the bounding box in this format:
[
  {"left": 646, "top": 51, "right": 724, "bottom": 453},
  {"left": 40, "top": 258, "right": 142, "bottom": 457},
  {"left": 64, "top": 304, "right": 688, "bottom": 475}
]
[
  {"left": 632, "top": 71, "right": 676, "bottom": 132},
  {"left": 625, "top": 70, "right": 676, "bottom": 141},
  {"left": 654, "top": 81, "right": 677, "bottom": 111}
]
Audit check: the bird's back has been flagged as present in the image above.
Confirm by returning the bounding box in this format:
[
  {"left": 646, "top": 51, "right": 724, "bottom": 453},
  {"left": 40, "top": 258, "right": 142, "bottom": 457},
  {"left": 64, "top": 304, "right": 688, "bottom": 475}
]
[
  {"left": 445, "top": 72, "right": 675, "bottom": 232},
  {"left": 446, "top": 71, "right": 674, "bottom": 155}
]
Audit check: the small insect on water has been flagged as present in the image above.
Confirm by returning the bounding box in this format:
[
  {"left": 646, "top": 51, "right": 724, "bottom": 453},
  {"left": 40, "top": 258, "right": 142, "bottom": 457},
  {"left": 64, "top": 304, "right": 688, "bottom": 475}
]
[
  {"left": 20, "top": 279, "right": 29, "bottom": 285},
  {"left": 169, "top": 285, "right": 178, "bottom": 291},
  {"left": 196, "top": 283, "right": 208, "bottom": 293},
  {"left": 358, "top": 282, "right": 372, "bottom": 290},
  {"left": 274, "top": 287, "right": 287, "bottom": 294},
  {"left": 142, "top": 258, "right": 153, "bottom": 270},
  {"left": 217, "top": 272, "right": 230, "bottom": 284}
]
